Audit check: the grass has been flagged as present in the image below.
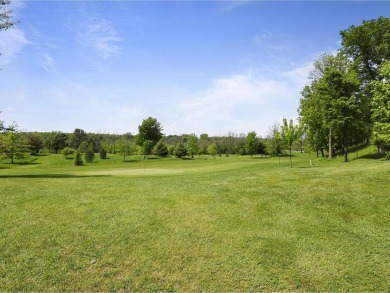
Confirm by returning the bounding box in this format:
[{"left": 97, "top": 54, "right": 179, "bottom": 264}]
[{"left": 0, "top": 149, "right": 389, "bottom": 291}]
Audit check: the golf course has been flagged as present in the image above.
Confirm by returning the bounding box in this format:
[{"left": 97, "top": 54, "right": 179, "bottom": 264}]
[{"left": 1, "top": 148, "right": 389, "bottom": 291}]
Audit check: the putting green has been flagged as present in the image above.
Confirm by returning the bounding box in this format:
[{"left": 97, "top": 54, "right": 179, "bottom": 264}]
[{"left": 86, "top": 168, "right": 183, "bottom": 176}]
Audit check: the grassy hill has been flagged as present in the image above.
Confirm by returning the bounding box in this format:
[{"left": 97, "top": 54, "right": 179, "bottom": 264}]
[{"left": 0, "top": 148, "right": 389, "bottom": 291}]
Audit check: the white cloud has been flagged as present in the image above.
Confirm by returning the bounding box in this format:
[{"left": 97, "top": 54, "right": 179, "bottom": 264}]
[
  {"left": 162, "top": 64, "right": 312, "bottom": 136},
  {"left": 0, "top": 27, "right": 29, "bottom": 66},
  {"left": 81, "top": 18, "right": 122, "bottom": 59}
]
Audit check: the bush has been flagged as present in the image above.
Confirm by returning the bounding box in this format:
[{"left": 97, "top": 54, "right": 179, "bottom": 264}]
[
  {"left": 175, "top": 143, "right": 188, "bottom": 158},
  {"left": 154, "top": 141, "right": 168, "bottom": 157},
  {"left": 61, "top": 147, "right": 75, "bottom": 159},
  {"left": 99, "top": 148, "right": 107, "bottom": 159},
  {"left": 74, "top": 151, "right": 83, "bottom": 166},
  {"left": 85, "top": 148, "right": 95, "bottom": 163}
]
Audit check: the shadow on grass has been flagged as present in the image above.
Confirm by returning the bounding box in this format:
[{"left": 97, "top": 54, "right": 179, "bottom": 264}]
[
  {"left": 0, "top": 174, "right": 111, "bottom": 179},
  {"left": 354, "top": 153, "right": 387, "bottom": 160}
]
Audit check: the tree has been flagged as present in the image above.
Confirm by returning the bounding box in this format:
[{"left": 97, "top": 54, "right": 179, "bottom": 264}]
[
  {"left": 187, "top": 134, "right": 198, "bottom": 158},
  {"left": 245, "top": 131, "right": 259, "bottom": 157},
  {"left": 371, "top": 60, "right": 390, "bottom": 158},
  {"left": 45, "top": 132, "right": 68, "bottom": 154},
  {"left": 318, "top": 64, "right": 362, "bottom": 162},
  {"left": 207, "top": 143, "right": 218, "bottom": 158},
  {"left": 61, "top": 147, "right": 75, "bottom": 159},
  {"left": 266, "top": 122, "right": 283, "bottom": 156},
  {"left": 99, "top": 148, "right": 107, "bottom": 159},
  {"left": 84, "top": 147, "right": 95, "bottom": 163},
  {"left": 0, "top": 123, "right": 29, "bottom": 164},
  {"left": 174, "top": 143, "right": 187, "bottom": 158},
  {"left": 280, "top": 118, "right": 301, "bottom": 168},
  {"left": 118, "top": 140, "right": 136, "bottom": 162},
  {"left": 69, "top": 128, "right": 88, "bottom": 149},
  {"left": 0, "top": 1, "right": 16, "bottom": 32},
  {"left": 154, "top": 140, "right": 168, "bottom": 157},
  {"left": 74, "top": 151, "right": 83, "bottom": 166},
  {"left": 135, "top": 117, "right": 163, "bottom": 150},
  {"left": 25, "top": 133, "right": 45, "bottom": 155}
]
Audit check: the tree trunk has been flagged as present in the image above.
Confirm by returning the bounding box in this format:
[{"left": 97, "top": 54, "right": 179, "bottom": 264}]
[
  {"left": 316, "top": 148, "right": 319, "bottom": 158},
  {"left": 344, "top": 136, "right": 349, "bottom": 162},
  {"left": 328, "top": 128, "right": 333, "bottom": 160},
  {"left": 321, "top": 148, "right": 325, "bottom": 157},
  {"left": 289, "top": 145, "right": 292, "bottom": 168}
]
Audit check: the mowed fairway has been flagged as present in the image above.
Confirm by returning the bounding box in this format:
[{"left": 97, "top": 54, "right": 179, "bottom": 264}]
[{"left": 0, "top": 151, "right": 389, "bottom": 291}]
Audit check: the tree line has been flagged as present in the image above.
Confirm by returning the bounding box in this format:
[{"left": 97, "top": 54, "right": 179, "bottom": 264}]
[{"left": 1, "top": 14, "right": 389, "bottom": 165}]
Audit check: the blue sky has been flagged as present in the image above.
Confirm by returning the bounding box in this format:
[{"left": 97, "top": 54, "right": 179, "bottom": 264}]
[{"left": 1, "top": 1, "right": 389, "bottom": 136}]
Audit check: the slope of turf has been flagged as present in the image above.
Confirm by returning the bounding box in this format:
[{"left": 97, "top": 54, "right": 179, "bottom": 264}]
[{"left": 0, "top": 149, "right": 389, "bottom": 291}]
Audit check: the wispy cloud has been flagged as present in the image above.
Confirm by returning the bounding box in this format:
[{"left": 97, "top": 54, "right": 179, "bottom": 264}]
[
  {"left": 253, "top": 30, "right": 290, "bottom": 52},
  {"left": 80, "top": 18, "right": 122, "bottom": 59},
  {"left": 162, "top": 63, "right": 312, "bottom": 136},
  {"left": 0, "top": 27, "right": 29, "bottom": 66}
]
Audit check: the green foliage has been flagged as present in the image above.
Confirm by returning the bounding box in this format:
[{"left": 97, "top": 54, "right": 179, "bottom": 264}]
[
  {"left": 207, "top": 143, "right": 218, "bottom": 158},
  {"left": 135, "top": 117, "right": 163, "bottom": 148},
  {"left": 371, "top": 60, "right": 390, "bottom": 158},
  {"left": 154, "top": 140, "right": 168, "bottom": 157},
  {"left": 74, "top": 150, "right": 83, "bottom": 166},
  {"left": 0, "top": 123, "right": 29, "bottom": 164},
  {"left": 0, "top": 0, "right": 16, "bottom": 31},
  {"left": 187, "top": 134, "right": 198, "bottom": 158},
  {"left": 99, "top": 148, "right": 107, "bottom": 159},
  {"left": 78, "top": 141, "right": 90, "bottom": 153},
  {"left": 245, "top": 131, "right": 258, "bottom": 156},
  {"left": 118, "top": 140, "right": 136, "bottom": 162},
  {"left": 167, "top": 145, "right": 175, "bottom": 156},
  {"left": 174, "top": 143, "right": 188, "bottom": 158},
  {"left": 70, "top": 128, "right": 88, "bottom": 149},
  {"left": 25, "top": 133, "right": 45, "bottom": 155},
  {"left": 280, "top": 118, "right": 302, "bottom": 168},
  {"left": 61, "top": 147, "right": 75, "bottom": 159},
  {"left": 45, "top": 132, "right": 68, "bottom": 154},
  {"left": 84, "top": 148, "right": 95, "bottom": 163}
]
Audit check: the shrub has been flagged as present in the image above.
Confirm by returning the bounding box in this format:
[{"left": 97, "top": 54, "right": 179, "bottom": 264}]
[
  {"left": 99, "top": 148, "right": 107, "bottom": 159},
  {"left": 154, "top": 141, "right": 168, "bottom": 157},
  {"left": 74, "top": 151, "right": 83, "bottom": 166},
  {"left": 61, "top": 147, "right": 75, "bottom": 159},
  {"left": 85, "top": 148, "right": 95, "bottom": 163},
  {"left": 175, "top": 143, "right": 188, "bottom": 158}
]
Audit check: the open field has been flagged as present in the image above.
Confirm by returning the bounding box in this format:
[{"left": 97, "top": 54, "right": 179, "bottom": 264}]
[{"left": 0, "top": 149, "right": 389, "bottom": 291}]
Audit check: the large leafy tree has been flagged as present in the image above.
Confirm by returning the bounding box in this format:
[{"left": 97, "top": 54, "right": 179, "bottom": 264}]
[
  {"left": 280, "top": 118, "right": 301, "bottom": 168},
  {"left": 45, "top": 131, "right": 68, "bottom": 154},
  {"left": 340, "top": 17, "right": 390, "bottom": 141},
  {"left": 70, "top": 128, "right": 88, "bottom": 149},
  {"left": 25, "top": 132, "right": 45, "bottom": 155},
  {"left": 135, "top": 117, "right": 163, "bottom": 154},
  {"left": 371, "top": 60, "right": 390, "bottom": 158},
  {"left": 317, "top": 65, "right": 362, "bottom": 162},
  {"left": 245, "top": 131, "right": 258, "bottom": 157}
]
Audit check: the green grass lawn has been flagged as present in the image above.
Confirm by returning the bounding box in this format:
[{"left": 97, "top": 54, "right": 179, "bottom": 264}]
[{"left": 0, "top": 149, "right": 389, "bottom": 291}]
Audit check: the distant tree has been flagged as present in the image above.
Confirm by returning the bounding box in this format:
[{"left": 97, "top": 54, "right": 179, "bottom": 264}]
[
  {"left": 168, "top": 145, "right": 175, "bottom": 156},
  {"left": 45, "top": 132, "right": 68, "bottom": 154},
  {"left": 70, "top": 128, "right": 88, "bottom": 149},
  {"left": 175, "top": 143, "right": 188, "bottom": 158},
  {"left": 84, "top": 147, "right": 95, "bottom": 163},
  {"left": 187, "top": 134, "right": 199, "bottom": 158},
  {"left": 135, "top": 117, "right": 163, "bottom": 149},
  {"left": 61, "top": 147, "right": 75, "bottom": 159},
  {"left": 245, "top": 131, "right": 259, "bottom": 157},
  {"left": 78, "top": 141, "right": 90, "bottom": 153},
  {"left": 25, "top": 133, "right": 45, "bottom": 155},
  {"left": 207, "top": 143, "right": 218, "bottom": 158},
  {"left": 0, "top": 1, "right": 16, "bottom": 32},
  {"left": 280, "top": 118, "right": 302, "bottom": 168},
  {"left": 74, "top": 151, "right": 83, "bottom": 166},
  {"left": 118, "top": 140, "right": 136, "bottom": 162},
  {"left": 0, "top": 123, "right": 29, "bottom": 164},
  {"left": 154, "top": 140, "right": 168, "bottom": 157},
  {"left": 142, "top": 140, "right": 154, "bottom": 157},
  {"left": 266, "top": 122, "right": 283, "bottom": 156},
  {"left": 99, "top": 148, "right": 107, "bottom": 159},
  {"left": 371, "top": 60, "right": 390, "bottom": 158}
]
